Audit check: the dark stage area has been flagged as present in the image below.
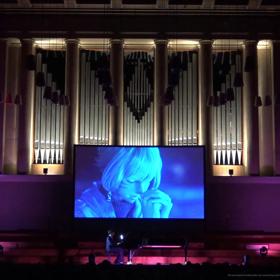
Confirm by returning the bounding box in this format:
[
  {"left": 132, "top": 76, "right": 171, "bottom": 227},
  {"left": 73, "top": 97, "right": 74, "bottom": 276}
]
[{"left": 1, "top": 231, "right": 280, "bottom": 266}]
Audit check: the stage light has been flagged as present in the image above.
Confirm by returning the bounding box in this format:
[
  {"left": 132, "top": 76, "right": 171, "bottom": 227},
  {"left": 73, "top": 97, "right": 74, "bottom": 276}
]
[
  {"left": 119, "top": 234, "right": 124, "bottom": 240},
  {"left": 254, "top": 96, "right": 262, "bottom": 107},
  {"left": 228, "top": 169, "right": 234, "bottom": 176},
  {"left": 259, "top": 246, "right": 268, "bottom": 257}
]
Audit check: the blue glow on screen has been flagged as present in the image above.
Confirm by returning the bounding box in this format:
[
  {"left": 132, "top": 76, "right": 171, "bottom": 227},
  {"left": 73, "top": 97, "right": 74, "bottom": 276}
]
[{"left": 74, "top": 146, "right": 204, "bottom": 219}]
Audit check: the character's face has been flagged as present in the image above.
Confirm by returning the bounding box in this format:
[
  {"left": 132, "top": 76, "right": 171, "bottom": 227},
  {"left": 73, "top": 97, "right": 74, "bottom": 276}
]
[{"left": 113, "top": 172, "right": 153, "bottom": 203}]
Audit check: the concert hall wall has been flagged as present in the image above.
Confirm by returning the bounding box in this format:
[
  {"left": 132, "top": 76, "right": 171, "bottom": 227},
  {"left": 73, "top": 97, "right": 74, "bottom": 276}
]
[{"left": 0, "top": 176, "right": 279, "bottom": 233}]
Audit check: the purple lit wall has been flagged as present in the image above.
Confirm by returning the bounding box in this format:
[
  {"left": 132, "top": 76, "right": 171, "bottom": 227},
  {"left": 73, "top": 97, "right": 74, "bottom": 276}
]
[
  {"left": 206, "top": 177, "right": 280, "bottom": 232},
  {"left": 0, "top": 175, "right": 280, "bottom": 232},
  {"left": 0, "top": 175, "right": 72, "bottom": 231}
]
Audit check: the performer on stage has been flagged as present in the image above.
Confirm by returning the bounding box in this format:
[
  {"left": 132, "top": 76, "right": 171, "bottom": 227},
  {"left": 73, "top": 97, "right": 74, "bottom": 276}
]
[{"left": 105, "top": 229, "right": 125, "bottom": 264}]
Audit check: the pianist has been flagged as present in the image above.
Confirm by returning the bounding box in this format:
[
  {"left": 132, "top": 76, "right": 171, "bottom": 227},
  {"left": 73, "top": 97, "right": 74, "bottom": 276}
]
[
  {"left": 75, "top": 147, "right": 173, "bottom": 218},
  {"left": 106, "top": 230, "right": 125, "bottom": 264}
]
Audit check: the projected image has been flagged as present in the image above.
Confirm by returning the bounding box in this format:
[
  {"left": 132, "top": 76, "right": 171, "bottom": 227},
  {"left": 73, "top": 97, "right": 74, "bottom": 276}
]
[{"left": 74, "top": 146, "right": 204, "bottom": 219}]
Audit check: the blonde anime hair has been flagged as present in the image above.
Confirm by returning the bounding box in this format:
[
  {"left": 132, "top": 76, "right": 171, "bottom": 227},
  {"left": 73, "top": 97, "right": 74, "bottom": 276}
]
[{"left": 101, "top": 147, "right": 162, "bottom": 192}]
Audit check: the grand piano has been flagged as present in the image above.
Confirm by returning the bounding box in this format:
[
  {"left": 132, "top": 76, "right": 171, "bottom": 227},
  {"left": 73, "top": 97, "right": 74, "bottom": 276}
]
[{"left": 110, "top": 231, "right": 188, "bottom": 264}]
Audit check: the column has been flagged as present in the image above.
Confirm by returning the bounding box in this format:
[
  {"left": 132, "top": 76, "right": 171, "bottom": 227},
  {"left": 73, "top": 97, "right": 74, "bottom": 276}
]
[
  {"left": 0, "top": 39, "right": 8, "bottom": 174},
  {"left": 17, "top": 39, "right": 35, "bottom": 174},
  {"left": 258, "top": 41, "right": 273, "bottom": 175},
  {"left": 110, "top": 39, "right": 124, "bottom": 145},
  {"left": 243, "top": 40, "right": 260, "bottom": 175},
  {"left": 111, "top": 0, "right": 122, "bottom": 8},
  {"left": 157, "top": 0, "right": 168, "bottom": 8},
  {"left": 4, "top": 40, "right": 21, "bottom": 173},
  {"left": 199, "top": 40, "right": 213, "bottom": 177},
  {"left": 64, "top": 39, "right": 79, "bottom": 175},
  {"left": 154, "top": 39, "right": 168, "bottom": 146},
  {"left": 272, "top": 40, "right": 280, "bottom": 175}
]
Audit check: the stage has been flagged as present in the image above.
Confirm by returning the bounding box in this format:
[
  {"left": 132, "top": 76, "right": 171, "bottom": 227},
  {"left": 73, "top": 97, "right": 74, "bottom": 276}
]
[{"left": 1, "top": 231, "right": 280, "bottom": 266}]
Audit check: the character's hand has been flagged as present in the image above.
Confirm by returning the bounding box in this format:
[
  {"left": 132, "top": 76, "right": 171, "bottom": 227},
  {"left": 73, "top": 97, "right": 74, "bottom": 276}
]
[
  {"left": 112, "top": 193, "right": 143, "bottom": 218},
  {"left": 126, "top": 195, "right": 142, "bottom": 218},
  {"left": 141, "top": 190, "right": 173, "bottom": 218}
]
